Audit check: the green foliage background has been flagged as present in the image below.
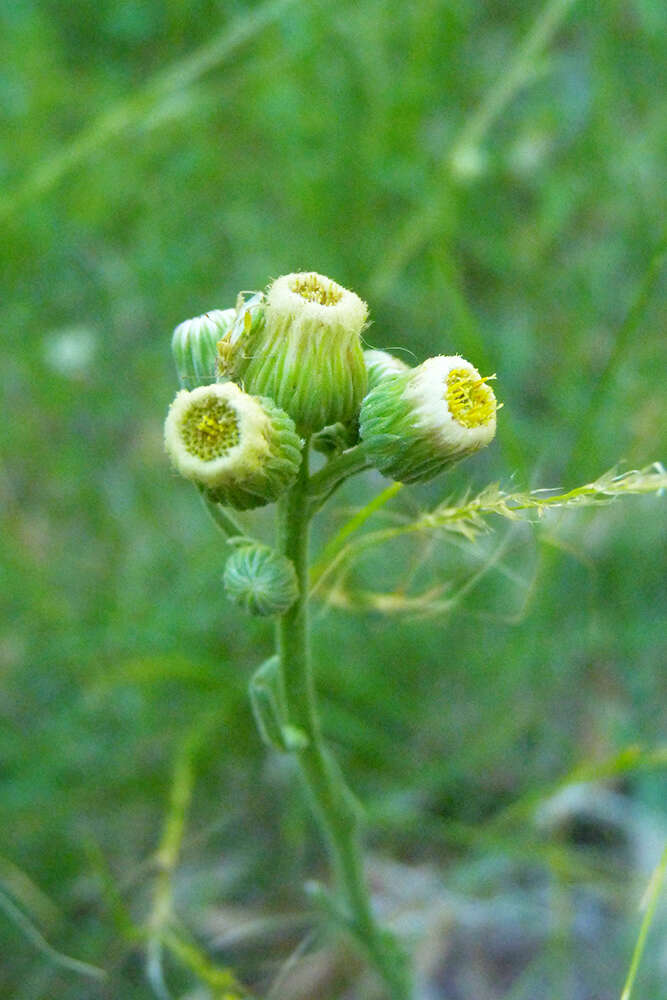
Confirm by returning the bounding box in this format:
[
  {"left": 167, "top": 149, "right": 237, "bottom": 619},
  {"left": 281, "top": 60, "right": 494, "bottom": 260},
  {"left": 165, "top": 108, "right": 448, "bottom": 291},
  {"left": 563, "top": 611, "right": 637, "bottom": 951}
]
[{"left": 1, "top": 0, "right": 665, "bottom": 997}]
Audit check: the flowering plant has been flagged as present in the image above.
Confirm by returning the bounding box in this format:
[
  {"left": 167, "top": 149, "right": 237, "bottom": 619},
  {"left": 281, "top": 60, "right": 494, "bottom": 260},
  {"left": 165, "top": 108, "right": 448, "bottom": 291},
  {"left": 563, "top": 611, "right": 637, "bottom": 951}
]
[{"left": 163, "top": 272, "right": 665, "bottom": 1000}]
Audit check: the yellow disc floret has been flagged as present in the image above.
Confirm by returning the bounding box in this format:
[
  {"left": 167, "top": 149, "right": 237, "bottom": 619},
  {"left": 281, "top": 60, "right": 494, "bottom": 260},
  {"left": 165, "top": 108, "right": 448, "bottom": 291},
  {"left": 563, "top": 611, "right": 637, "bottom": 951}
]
[
  {"left": 180, "top": 398, "right": 240, "bottom": 461},
  {"left": 164, "top": 382, "right": 303, "bottom": 509},
  {"left": 360, "top": 355, "right": 498, "bottom": 483},
  {"left": 288, "top": 272, "right": 344, "bottom": 306},
  {"left": 445, "top": 368, "right": 498, "bottom": 429}
]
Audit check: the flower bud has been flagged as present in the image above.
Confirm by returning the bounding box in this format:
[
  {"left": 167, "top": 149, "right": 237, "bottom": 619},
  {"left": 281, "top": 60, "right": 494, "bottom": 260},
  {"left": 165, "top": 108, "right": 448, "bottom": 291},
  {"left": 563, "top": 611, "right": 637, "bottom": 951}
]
[
  {"left": 216, "top": 291, "right": 265, "bottom": 378},
  {"left": 223, "top": 544, "right": 299, "bottom": 617},
  {"left": 164, "top": 382, "right": 302, "bottom": 509},
  {"left": 363, "top": 349, "right": 410, "bottom": 391},
  {"left": 217, "top": 272, "right": 368, "bottom": 434},
  {"left": 359, "top": 355, "right": 498, "bottom": 483},
  {"left": 171, "top": 309, "right": 236, "bottom": 389}
]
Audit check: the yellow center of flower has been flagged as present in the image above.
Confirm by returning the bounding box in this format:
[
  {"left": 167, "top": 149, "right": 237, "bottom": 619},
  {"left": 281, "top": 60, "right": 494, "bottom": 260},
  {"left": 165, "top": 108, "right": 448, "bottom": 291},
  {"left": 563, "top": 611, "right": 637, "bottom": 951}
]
[
  {"left": 290, "top": 273, "right": 343, "bottom": 306},
  {"left": 445, "top": 368, "right": 497, "bottom": 428},
  {"left": 181, "top": 398, "right": 240, "bottom": 460}
]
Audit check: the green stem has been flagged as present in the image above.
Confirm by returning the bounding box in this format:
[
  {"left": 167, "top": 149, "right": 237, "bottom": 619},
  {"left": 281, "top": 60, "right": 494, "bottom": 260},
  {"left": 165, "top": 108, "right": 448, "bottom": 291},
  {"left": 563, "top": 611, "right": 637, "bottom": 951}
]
[
  {"left": 276, "top": 443, "right": 411, "bottom": 1000},
  {"left": 307, "top": 444, "right": 371, "bottom": 508},
  {"left": 620, "top": 842, "right": 667, "bottom": 1000},
  {"left": 198, "top": 490, "right": 247, "bottom": 539}
]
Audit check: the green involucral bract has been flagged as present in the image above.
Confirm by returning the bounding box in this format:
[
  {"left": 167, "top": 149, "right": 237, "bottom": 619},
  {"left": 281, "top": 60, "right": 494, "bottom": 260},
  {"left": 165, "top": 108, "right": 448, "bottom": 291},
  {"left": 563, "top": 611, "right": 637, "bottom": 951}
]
[
  {"left": 164, "top": 382, "right": 303, "bottom": 509},
  {"left": 171, "top": 309, "right": 236, "bottom": 389},
  {"left": 216, "top": 272, "right": 369, "bottom": 434},
  {"left": 359, "top": 355, "right": 498, "bottom": 483},
  {"left": 223, "top": 544, "right": 299, "bottom": 617},
  {"left": 363, "top": 348, "right": 411, "bottom": 391}
]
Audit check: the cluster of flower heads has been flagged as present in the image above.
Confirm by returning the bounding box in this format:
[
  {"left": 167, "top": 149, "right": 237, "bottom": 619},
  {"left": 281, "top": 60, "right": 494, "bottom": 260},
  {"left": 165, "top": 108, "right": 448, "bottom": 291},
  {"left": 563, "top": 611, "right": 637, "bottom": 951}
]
[{"left": 165, "top": 270, "right": 499, "bottom": 510}]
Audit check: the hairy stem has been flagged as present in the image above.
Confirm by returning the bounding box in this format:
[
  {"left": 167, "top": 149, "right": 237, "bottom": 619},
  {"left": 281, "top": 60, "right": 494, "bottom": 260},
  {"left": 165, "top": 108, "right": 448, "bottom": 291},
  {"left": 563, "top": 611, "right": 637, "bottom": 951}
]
[{"left": 276, "top": 443, "right": 411, "bottom": 1000}]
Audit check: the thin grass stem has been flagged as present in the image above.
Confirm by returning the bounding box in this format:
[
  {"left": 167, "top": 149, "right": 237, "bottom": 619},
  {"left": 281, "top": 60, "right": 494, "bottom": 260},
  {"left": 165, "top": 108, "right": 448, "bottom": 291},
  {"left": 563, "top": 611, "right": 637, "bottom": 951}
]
[
  {"left": 620, "top": 843, "right": 667, "bottom": 1000},
  {"left": 370, "top": 0, "right": 581, "bottom": 297},
  {"left": 0, "top": 0, "right": 300, "bottom": 221},
  {"left": 0, "top": 889, "right": 106, "bottom": 981}
]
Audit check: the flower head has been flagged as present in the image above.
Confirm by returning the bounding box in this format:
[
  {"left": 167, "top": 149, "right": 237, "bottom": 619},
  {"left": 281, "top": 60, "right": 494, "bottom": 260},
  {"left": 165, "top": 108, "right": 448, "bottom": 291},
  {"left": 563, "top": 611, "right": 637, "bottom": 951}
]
[
  {"left": 217, "top": 272, "right": 368, "bottom": 433},
  {"left": 171, "top": 309, "right": 236, "bottom": 389},
  {"left": 164, "top": 382, "right": 302, "bottom": 509},
  {"left": 359, "top": 355, "right": 498, "bottom": 483},
  {"left": 363, "top": 348, "right": 410, "bottom": 391},
  {"left": 223, "top": 543, "right": 299, "bottom": 617}
]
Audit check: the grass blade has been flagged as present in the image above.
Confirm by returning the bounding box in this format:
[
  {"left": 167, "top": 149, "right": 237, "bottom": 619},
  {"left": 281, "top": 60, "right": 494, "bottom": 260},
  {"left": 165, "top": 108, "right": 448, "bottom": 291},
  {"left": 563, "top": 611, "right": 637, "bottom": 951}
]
[{"left": 620, "top": 843, "right": 667, "bottom": 1000}]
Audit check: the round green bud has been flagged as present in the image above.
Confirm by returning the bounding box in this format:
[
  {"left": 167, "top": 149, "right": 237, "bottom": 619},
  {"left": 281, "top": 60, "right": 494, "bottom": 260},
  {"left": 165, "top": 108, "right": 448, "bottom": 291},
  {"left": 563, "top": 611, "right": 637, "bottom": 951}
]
[
  {"left": 359, "top": 355, "right": 498, "bottom": 484},
  {"left": 363, "top": 349, "right": 411, "bottom": 391},
  {"left": 217, "top": 272, "right": 369, "bottom": 434},
  {"left": 223, "top": 543, "right": 299, "bottom": 617},
  {"left": 171, "top": 309, "right": 236, "bottom": 389},
  {"left": 164, "top": 382, "right": 303, "bottom": 509}
]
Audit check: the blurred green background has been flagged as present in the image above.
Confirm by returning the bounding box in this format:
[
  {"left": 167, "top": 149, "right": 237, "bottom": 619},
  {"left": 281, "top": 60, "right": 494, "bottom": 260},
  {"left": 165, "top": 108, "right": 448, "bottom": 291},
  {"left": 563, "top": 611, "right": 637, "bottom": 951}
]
[{"left": 1, "top": 0, "right": 665, "bottom": 997}]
